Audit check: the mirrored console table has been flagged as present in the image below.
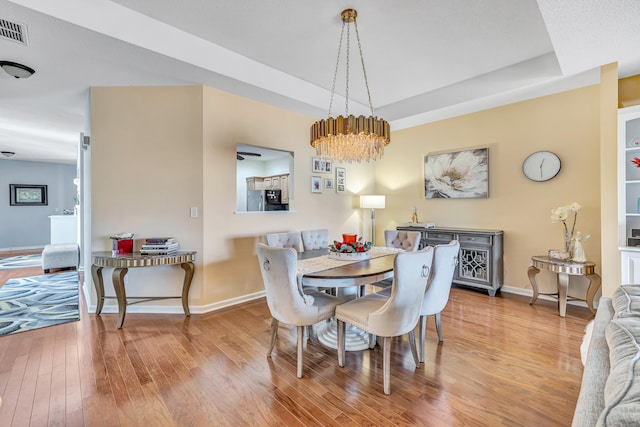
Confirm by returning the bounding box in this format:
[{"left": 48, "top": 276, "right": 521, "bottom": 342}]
[
  {"left": 91, "top": 251, "right": 196, "bottom": 328},
  {"left": 397, "top": 226, "right": 504, "bottom": 296}
]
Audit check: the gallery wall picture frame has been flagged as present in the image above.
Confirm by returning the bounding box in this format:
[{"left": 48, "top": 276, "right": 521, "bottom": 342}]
[
  {"left": 311, "top": 176, "right": 323, "bottom": 193},
  {"left": 335, "top": 167, "right": 346, "bottom": 194},
  {"left": 312, "top": 157, "right": 332, "bottom": 174},
  {"left": 9, "top": 184, "right": 48, "bottom": 206},
  {"left": 324, "top": 178, "right": 334, "bottom": 189},
  {"left": 424, "top": 147, "right": 489, "bottom": 199}
]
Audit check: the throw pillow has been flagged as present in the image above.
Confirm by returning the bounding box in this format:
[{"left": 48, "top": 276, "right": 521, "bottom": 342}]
[{"left": 612, "top": 285, "right": 640, "bottom": 318}]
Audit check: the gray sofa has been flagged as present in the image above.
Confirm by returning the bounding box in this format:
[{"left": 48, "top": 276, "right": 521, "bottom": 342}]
[{"left": 572, "top": 286, "right": 640, "bottom": 426}]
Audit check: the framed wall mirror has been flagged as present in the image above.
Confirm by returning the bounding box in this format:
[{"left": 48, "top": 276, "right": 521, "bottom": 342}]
[{"left": 236, "top": 144, "right": 294, "bottom": 212}]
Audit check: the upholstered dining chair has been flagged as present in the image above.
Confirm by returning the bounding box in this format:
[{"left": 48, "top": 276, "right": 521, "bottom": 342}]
[
  {"left": 372, "top": 229, "right": 423, "bottom": 292},
  {"left": 256, "top": 243, "right": 344, "bottom": 378},
  {"left": 335, "top": 247, "right": 435, "bottom": 394},
  {"left": 417, "top": 240, "right": 459, "bottom": 363},
  {"left": 384, "top": 230, "right": 422, "bottom": 252},
  {"left": 301, "top": 229, "right": 329, "bottom": 251},
  {"left": 265, "top": 232, "right": 303, "bottom": 252}
]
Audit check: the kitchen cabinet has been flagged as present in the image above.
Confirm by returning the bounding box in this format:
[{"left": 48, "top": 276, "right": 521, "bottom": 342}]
[
  {"left": 246, "top": 177, "right": 264, "bottom": 190},
  {"left": 280, "top": 175, "right": 289, "bottom": 203},
  {"left": 397, "top": 226, "right": 504, "bottom": 296}
]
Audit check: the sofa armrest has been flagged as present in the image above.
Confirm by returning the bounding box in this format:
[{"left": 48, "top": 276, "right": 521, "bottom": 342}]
[{"left": 572, "top": 297, "right": 613, "bottom": 427}]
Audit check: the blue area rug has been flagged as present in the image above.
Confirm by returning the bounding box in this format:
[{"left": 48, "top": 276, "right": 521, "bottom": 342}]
[
  {"left": 0, "top": 254, "right": 42, "bottom": 270},
  {"left": 0, "top": 272, "right": 79, "bottom": 336}
]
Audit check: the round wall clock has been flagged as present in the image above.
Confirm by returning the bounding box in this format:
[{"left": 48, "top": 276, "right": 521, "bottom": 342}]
[{"left": 522, "top": 151, "right": 561, "bottom": 182}]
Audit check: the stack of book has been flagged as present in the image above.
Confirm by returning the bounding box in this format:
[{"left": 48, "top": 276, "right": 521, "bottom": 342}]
[{"left": 141, "top": 237, "right": 179, "bottom": 255}]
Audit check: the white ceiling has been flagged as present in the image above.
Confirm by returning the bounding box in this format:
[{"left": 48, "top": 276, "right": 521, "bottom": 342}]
[{"left": 2, "top": 0, "right": 640, "bottom": 164}]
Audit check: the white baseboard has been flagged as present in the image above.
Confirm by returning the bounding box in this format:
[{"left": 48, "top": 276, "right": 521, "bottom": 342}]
[
  {"left": 0, "top": 245, "right": 45, "bottom": 252},
  {"left": 501, "top": 285, "right": 590, "bottom": 308},
  {"left": 83, "top": 288, "right": 266, "bottom": 315}
]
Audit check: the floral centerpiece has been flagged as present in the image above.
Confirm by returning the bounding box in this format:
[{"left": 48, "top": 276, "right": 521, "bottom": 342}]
[
  {"left": 329, "top": 234, "right": 372, "bottom": 260},
  {"left": 550, "top": 202, "right": 585, "bottom": 261}
]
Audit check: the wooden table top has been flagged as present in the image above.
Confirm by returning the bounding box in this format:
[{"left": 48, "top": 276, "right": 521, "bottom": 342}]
[{"left": 299, "top": 251, "right": 395, "bottom": 280}]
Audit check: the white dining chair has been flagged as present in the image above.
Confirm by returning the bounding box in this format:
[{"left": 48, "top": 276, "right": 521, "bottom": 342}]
[
  {"left": 417, "top": 240, "right": 459, "bottom": 362},
  {"left": 256, "top": 243, "right": 345, "bottom": 378},
  {"left": 373, "top": 229, "right": 423, "bottom": 292},
  {"left": 265, "top": 232, "right": 303, "bottom": 252},
  {"left": 301, "top": 229, "right": 329, "bottom": 251},
  {"left": 335, "top": 247, "right": 435, "bottom": 394},
  {"left": 384, "top": 230, "right": 422, "bottom": 252}
]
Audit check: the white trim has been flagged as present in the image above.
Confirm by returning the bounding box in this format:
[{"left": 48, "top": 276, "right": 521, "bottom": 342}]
[
  {"left": 84, "top": 290, "right": 266, "bottom": 315},
  {"left": 501, "top": 285, "right": 590, "bottom": 308}
]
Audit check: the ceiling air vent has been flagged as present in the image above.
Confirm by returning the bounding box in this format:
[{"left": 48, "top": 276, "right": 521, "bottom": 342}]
[{"left": 0, "top": 18, "right": 28, "bottom": 45}]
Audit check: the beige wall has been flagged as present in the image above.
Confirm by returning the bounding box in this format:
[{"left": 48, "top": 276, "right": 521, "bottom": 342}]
[
  {"left": 89, "top": 77, "right": 618, "bottom": 312},
  {"left": 375, "top": 85, "right": 602, "bottom": 295},
  {"left": 90, "top": 86, "right": 205, "bottom": 309},
  {"left": 89, "top": 85, "right": 376, "bottom": 312}
]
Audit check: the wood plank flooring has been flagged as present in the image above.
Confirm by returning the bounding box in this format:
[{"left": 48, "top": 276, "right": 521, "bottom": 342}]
[{"left": 0, "top": 257, "right": 591, "bottom": 426}]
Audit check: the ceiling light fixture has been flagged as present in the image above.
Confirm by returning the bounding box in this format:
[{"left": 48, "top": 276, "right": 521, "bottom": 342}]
[
  {"left": 0, "top": 61, "right": 35, "bottom": 79},
  {"left": 310, "top": 9, "right": 390, "bottom": 163},
  {"left": 1, "top": 151, "right": 15, "bottom": 157}
]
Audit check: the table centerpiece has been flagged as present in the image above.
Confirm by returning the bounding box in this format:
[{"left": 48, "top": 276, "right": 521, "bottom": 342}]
[{"left": 329, "top": 234, "right": 373, "bottom": 260}]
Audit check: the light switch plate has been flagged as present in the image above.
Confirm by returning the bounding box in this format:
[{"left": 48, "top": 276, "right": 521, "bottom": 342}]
[{"left": 190, "top": 207, "right": 198, "bottom": 218}]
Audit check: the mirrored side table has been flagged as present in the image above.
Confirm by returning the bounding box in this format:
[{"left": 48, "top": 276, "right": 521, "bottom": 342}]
[{"left": 527, "top": 255, "right": 601, "bottom": 317}]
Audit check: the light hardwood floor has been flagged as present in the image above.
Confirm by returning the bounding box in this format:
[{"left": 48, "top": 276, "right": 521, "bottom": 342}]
[{"left": 0, "top": 258, "right": 591, "bottom": 426}]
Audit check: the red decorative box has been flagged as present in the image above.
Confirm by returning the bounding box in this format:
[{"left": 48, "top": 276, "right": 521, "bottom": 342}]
[{"left": 111, "top": 238, "right": 133, "bottom": 254}]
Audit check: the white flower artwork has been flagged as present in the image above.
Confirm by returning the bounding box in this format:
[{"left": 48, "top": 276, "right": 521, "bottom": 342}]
[{"left": 424, "top": 148, "right": 489, "bottom": 199}]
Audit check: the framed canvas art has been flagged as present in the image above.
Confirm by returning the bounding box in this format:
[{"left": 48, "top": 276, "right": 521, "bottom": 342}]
[
  {"left": 424, "top": 148, "right": 488, "bottom": 199},
  {"left": 9, "top": 184, "right": 48, "bottom": 206}
]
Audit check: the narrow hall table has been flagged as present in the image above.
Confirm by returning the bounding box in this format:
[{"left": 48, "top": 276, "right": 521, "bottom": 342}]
[
  {"left": 91, "top": 251, "right": 196, "bottom": 328},
  {"left": 527, "top": 255, "right": 601, "bottom": 317}
]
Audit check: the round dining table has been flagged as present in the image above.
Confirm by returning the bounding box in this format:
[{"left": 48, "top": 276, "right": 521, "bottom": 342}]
[{"left": 298, "top": 249, "right": 397, "bottom": 351}]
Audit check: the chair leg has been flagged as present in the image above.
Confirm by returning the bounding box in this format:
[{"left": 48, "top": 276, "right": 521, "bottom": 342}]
[
  {"left": 267, "top": 318, "right": 279, "bottom": 358},
  {"left": 419, "top": 315, "right": 426, "bottom": 363},
  {"left": 408, "top": 330, "right": 419, "bottom": 368},
  {"left": 435, "top": 312, "right": 443, "bottom": 342},
  {"left": 296, "top": 325, "right": 304, "bottom": 378},
  {"left": 383, "top": 336, "right": 391, "bottom": 395},
  {"left": 369, "top": 333, "right": 377, "bottom": 349},
  {"left": 337, "top": 320, "right": 346, "bottom": 367}
]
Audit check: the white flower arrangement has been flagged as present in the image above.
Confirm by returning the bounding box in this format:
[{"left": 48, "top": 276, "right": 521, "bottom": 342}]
[{"left": 550, "top": 202, "right": 582, "bottom": 255}]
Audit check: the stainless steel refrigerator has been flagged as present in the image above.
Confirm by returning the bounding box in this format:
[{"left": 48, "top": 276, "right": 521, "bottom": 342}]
[{"left": 247, "top": 190, "right": 264, "bottom": 211}]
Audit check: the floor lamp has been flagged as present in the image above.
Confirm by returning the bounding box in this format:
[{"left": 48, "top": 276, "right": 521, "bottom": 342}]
[{"left": 360, "top": 195, "right": 385, "bottom": 245}]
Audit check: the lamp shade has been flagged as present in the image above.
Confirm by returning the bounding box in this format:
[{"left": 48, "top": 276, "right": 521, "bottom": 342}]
[{"left": 360, "top": 195, "right": 385, "bottom": 209}]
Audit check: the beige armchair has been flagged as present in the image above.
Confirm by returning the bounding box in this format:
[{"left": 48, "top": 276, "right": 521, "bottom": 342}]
[
  {"left": 256, "top": 243, "right": 344, "bottom": 378},
  {"left": 265, "top": 232, "right": 303, "bottom": 251},
  {"left": 335, "top": 247, "right": 435, "bottom": 394},
  {"left": 301, "top": 229, "right": 329, "bottom": 251},
  {"left": 417, "top": 240, "right": 459, "bottom": 363}
]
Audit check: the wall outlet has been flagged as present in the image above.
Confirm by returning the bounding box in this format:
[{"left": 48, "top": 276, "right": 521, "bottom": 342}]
[{"left": 190, "top": 207, "right": 198, "bottom": 218}]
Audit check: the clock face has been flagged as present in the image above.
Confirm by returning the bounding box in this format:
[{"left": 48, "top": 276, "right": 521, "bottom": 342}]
[{"left": 522, "top": 151, "right": 561, "bottom": 182}]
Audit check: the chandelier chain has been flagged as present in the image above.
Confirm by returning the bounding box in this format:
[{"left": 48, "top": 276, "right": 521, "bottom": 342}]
[
  {"left": 345, "top": 21, "right": 350, "bottom": 117},
  {"left": 328, "top": 20, "right": 346, "bottom": 118},
  {"left": 354, "top": 20, "right": 375, "bottom": 116}
]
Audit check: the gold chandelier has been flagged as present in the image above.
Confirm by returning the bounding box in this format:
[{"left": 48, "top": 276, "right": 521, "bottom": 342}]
[{"left": 310, "top": 9, "right": 390, "bottom": 163}]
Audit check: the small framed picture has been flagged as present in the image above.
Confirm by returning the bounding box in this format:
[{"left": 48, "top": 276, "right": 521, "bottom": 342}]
[
  {"left": 312, "top": 158, "right": 323, "bottom": 173},
  {"left": 311, "top": 176, "right": 322, "bottom": 193},
  {"left": 324, "top": 159, "right": 333, "bottom": 173},
  {"left": 335, "top": 167, "right": 346, "bottom": 193},
  {"left": 324, "top": 178, "right": 334, "bottom": 189},
  {"left": 312, "top": 157, "right": 332, "bottom": 174}
]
